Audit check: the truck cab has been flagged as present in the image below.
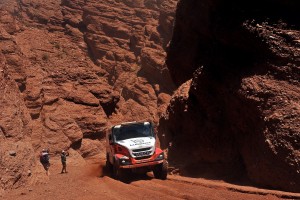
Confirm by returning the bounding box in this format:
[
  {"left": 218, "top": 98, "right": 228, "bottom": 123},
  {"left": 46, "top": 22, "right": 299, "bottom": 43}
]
[{"left": 106, "top": 121, "right": 168, "bottom": 180}]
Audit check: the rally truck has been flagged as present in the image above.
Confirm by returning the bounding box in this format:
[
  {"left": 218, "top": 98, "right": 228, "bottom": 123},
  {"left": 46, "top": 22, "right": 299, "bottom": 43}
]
[{"left": 106, "top": 121, "right": 168, "bottom": 180}]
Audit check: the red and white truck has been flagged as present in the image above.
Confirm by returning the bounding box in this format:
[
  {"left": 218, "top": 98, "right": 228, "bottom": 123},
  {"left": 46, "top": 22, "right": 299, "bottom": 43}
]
[{"left": 106, "top": 121, "right": 168, "bottom": 180}]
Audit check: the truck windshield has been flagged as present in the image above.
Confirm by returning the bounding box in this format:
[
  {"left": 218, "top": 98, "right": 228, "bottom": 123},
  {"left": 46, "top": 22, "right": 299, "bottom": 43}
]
[{"left": 113, "top": 123, "right": 153, "bottom": 141}]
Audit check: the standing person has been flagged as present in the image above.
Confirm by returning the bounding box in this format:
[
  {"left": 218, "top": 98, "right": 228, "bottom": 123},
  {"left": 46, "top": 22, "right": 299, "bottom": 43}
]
[
  {"left": 40, "top": 149, "right": 50, "bottom": 176},
  {"left": 60, "top": 150, "right": 69, "bottom": 173}
]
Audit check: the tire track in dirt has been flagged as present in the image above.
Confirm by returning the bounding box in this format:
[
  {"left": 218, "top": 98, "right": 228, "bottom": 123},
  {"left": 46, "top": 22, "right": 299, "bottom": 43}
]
[
  {"left": 3, "top": 159, "right": 299, "bottom": 200},
  {"left": 129, "top": 177, "right": 281, "bottom": 200}
]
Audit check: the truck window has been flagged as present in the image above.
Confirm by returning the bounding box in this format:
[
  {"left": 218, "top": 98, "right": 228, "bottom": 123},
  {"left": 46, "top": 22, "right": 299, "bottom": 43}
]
[{"left": 113, "top": 123, "right": 153, "bottom": 141}]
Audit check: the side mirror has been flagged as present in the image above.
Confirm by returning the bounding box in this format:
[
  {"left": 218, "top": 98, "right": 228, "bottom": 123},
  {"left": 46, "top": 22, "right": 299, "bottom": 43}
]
[{"left": 108, "top": 134, "right": 114, "bottom": 145}]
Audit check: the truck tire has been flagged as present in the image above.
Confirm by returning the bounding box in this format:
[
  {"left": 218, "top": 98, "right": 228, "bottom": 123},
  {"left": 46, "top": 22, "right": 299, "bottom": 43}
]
[
  {"left": 112, "top": 161, "right": 126, "bottom": 181},
  {"left": 112, "top": 162, "right": 120, "bottom": 179},
  {"left": 153, "top": 160, "right": 168, "bottom": 180},
  {"left": 106, "top": 154, "right": 113, "bottom": 175},
  {"left": 112, "top": 162, "right": 132, "bottom": 182}
]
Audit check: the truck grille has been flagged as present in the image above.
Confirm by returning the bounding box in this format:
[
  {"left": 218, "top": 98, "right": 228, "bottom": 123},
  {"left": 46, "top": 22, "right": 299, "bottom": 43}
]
[
  {"left": 132, "top": 147, "right": 151, "bottom": 152},
  {"left": 133, "top": 151, "right": 152, "bottom": 157},
  {"left": 135, "top": 155, "right": 151, "bottom": 160}
]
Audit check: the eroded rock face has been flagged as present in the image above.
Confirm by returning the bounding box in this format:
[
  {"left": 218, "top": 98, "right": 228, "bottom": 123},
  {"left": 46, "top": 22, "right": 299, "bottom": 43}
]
[
  {"left": 0, "top": 0, "right": 177, "bottom": 152},
  {"left": 0, "top": 0, "right": 177, "bottom": 190},
  {"left": 160, "top": 0, "right": 300, "bottom": 192},
  {"left": 0, "top": 53, "right": 44, "bottom": 191}
]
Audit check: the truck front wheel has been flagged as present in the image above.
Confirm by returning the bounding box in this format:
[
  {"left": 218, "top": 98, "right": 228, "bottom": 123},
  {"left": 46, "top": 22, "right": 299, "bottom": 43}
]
[
  {"left": 153, "top": 160, "right": 168, "bottom": 180},
  {"left": 106, "top": 154, "right": 113, "bottom": 175},
  {"left": 112, "top": 162, "right": 122, "bottom": 180},
  {"left": 112, "top": 162, "right": 131, "bottom": 182}
]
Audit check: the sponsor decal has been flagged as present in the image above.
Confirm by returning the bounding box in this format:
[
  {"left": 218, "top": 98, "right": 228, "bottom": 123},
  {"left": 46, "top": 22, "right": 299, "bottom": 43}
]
[{"left": 129, "top": 138, "right": 151, "bottom": 146}]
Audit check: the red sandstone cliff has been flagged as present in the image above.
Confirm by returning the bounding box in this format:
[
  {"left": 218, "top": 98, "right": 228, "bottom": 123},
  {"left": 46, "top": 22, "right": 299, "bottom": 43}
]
[
  {"left": 159, "top": 0, "right": 300, "bottom": 193},
  {"left": 1, "top": 0, "right": 299, "bottom": 194},
  {"left": 0, "top": 0, "right": 177, "bottom": 190}
]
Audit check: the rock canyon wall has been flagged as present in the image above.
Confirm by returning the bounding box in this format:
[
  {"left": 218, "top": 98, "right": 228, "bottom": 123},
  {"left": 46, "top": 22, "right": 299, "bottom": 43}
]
[
  {"left": 1, "top": 0, "right": 300, "bottom": 193},
  {"left": 159, "top": 0, "right": 300, "bottom": 192},
  {"left": 0, "top": 0, "right": 177, "bottom": 190}
]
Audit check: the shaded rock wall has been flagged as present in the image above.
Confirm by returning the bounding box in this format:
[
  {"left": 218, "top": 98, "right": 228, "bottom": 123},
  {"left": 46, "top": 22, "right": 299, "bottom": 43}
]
[{"left": 159, "top": 0, "right": 300, "bottom": 192}]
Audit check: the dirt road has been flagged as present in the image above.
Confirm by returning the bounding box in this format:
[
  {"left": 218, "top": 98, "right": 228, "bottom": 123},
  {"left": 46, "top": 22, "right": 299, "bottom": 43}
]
[{"left": 3, "top": 158, "right": 300, "bottom": 200}]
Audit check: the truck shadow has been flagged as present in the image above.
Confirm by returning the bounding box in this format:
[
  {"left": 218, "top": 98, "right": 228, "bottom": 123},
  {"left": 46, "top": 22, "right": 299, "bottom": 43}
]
[
  {"left": 122, "top": 172, "right": 153, "bottom": 184},
  {"left": 101, "top": 165, "right": 153, "bottom": 183}
]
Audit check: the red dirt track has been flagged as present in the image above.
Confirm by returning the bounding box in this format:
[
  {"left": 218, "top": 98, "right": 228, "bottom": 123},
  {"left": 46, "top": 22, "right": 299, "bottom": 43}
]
[{"left": 3, "top": 158, "right": 300, "bottom": 200}]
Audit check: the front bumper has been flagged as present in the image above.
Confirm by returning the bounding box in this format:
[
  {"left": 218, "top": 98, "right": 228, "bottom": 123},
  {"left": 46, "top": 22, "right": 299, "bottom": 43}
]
[
  {"left": 115, "top": 148, "right": 165, "bottom": 169},
  {"left": 120, "top": 160, "right": 164, "bottom": 169}
]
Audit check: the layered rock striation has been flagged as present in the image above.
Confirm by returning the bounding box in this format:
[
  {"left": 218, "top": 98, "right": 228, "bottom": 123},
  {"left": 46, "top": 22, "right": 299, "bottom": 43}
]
[
  {"left": 0, "top": 0, "right": 177, "bottom": 190},
  {"left": 0, "top": 51, "right": 38, "bottom": 193}
]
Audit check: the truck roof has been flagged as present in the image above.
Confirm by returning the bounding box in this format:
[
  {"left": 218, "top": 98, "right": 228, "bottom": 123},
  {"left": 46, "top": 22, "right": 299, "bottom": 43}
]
[{"left": 113, "top": 121, "right": 151, "bottom": 128}]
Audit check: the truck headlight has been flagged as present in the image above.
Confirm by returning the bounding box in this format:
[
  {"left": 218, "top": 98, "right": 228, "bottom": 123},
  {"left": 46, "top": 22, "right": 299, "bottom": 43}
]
[
  {"left": 119, "top": 156, "right": 131, "bottom": 165},
  {"left": 155, "top": 152, "right": 164, "bottom": 161}
]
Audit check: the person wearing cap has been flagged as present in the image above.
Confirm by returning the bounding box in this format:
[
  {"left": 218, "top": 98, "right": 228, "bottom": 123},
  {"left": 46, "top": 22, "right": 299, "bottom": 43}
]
[
  {"left": 60, "top": 150, "right": 69, "bottom": 173},
  {"left": 40, "top": 149, "right": 50, "bottom": 176}
]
